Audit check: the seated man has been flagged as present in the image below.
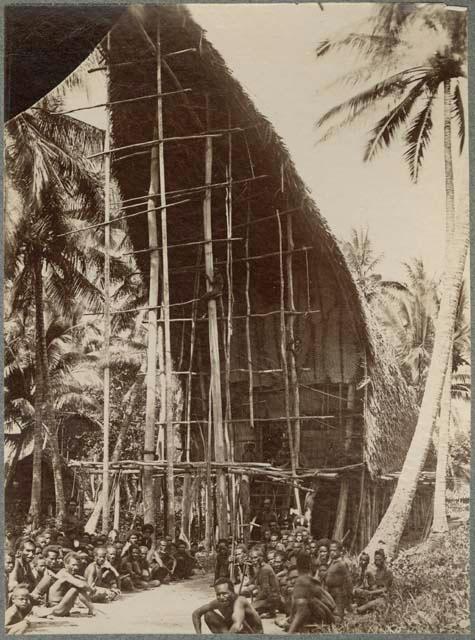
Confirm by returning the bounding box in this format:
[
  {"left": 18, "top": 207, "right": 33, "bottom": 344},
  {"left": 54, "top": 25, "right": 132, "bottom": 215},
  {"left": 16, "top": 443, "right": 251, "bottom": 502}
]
[
  {"left": 192, "top": 578, "right": 263, "bottom": 634},
  {"left": 150, "top": 539, "right": 175, "bottom": 583},
  {"left": 325, "top": 541, "right": 352, "bottom": 621},
  {"left": 5, "top": 584, "right": 32, "bottom": 635},
  {"left": 121, "top": 545, "right": 150, "bottom": 589},
  {"left": 84, "top": 547, "right": 120, "bottom": 602},
  {"left": 353, "top": 552, "right": 371, "bottom": 604},
  {"left": 249, "top": 549, "right": 284, "bottom": 617},
  {"left": 173, "top": 541, "right": 194, "bottom": 580},
  {"left": 45, "top": 552, "right": 95, "bottom": 617},
  {"left": 31, "top": 546, "right": 61, "bottom": 604},
  {"left": 270, "top": 551, "right": 288, "bottom": 591},
  {"left": 288, "top": 552, "right": 335, "bottom": 633},
  {"left": 356, "top": 549, "right": 393, "bottom": 614},
  {"left": 9, "top": 539, "right": 36, "bottom": 592},
  {"left": 103, "top": 545, "right": 135, "bottom": 592},
  {"left": 138, "top": 546, "right": 160, "bottom": 587}
]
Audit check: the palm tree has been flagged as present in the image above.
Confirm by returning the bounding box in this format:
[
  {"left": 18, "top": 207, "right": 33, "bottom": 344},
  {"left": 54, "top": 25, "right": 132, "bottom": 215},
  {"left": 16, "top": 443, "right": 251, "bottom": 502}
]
[
  {"left": 373, "top": 259, "right": 438, "bottom": 400},
  {"left": 342, "top": 227, "right": 383, "bottom": 300},
  {"left": 4, "top": 311, "right": 102, "bottom": 493},
  {"left": 5, "top": 100, "right": 104, "bottom": 525},
  {"left": 317, "top": 5, "right": 467, "bottom": 555}
]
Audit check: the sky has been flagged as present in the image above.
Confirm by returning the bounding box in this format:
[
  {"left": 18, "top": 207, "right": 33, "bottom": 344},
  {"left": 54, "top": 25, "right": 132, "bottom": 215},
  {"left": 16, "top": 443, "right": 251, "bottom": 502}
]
[{"left": 62, "top": 2, "right": 469, "bottom": 282}]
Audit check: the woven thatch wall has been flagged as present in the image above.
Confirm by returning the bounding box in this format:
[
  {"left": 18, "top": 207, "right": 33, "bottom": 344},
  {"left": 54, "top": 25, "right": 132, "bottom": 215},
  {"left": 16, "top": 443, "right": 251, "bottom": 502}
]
[{"left": 104, "top": 5, "right": 417, "bottom": 476}]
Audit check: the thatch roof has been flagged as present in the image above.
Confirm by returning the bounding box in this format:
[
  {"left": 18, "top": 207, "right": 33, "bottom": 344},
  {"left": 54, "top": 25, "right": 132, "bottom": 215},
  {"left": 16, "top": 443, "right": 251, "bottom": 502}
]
[{"left": 100, "top": 5, "right": 417, "bottom": 476}]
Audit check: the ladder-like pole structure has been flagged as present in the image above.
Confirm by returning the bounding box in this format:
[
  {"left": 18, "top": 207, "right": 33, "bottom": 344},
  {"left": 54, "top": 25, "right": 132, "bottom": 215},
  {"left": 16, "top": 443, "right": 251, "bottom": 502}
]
[
  {"left": 155, "top": 19, "right": 176, "bottom": 538},
  {"left": 102, "top": 32, "right": 112, "bottom": 534}
]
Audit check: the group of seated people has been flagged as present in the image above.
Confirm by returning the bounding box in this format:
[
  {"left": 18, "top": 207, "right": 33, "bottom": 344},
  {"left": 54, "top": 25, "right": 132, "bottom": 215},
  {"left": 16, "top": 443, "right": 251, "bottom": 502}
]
[
  {"left": 5, "top": 517, "right": 393, "bottom": 635},
  {"left": 5, "top": 523, "right": 198, "bottom": 634},
  {"left": 195, "top": 526, "right": 393, "bottom": 633}
]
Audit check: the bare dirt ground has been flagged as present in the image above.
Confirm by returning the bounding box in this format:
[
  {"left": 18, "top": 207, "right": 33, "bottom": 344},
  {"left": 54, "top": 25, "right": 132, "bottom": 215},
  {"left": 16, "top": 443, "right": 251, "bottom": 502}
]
[{"left": 27, "top": 573, "right": 283, "bottom": 635}]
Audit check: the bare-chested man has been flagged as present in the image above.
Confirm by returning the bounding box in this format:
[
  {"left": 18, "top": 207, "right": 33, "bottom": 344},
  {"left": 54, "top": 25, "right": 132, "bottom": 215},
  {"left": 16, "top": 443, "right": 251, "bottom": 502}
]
[
  {"left": 84, "top": 547, "right": 120, "bottom": 602},
  {"left": 46, "top": 552, "right": 95, "bottom": 617},
  {"left": 287, "top": 552, "right": 336, "bottom": 633},
  {"left": 192, "top": 578, "right": 263, "bottom": 634},
  {"left": 356, "top": 549, "right": 393, "bottom": 614},
  {"left": 325, "top": 541, "right": 352, "bottom": 621}
]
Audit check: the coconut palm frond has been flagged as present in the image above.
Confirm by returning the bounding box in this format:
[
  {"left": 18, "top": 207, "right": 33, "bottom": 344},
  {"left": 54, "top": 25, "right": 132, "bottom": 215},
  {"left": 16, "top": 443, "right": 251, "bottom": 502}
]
[
  {"left": 452, "top": 81, "right": 465, "bottom": 154},
  {"left": 364, "top": 78, "right": 427, "bottom": 162},
  {"left": 317, "top": 66, "right": 430, "bottom": 132},
  {"left": 403, "top": 82, "right": 439, "bottom": 182},
  {"left": 316, "top": 33, "right": 393, "bottom": 59}
]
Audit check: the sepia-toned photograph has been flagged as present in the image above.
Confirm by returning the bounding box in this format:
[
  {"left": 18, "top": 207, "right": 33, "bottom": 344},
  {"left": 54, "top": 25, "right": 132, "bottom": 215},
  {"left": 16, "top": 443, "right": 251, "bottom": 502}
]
[{"left": 3, "top": 2, "right": 470, "bottom": 635}]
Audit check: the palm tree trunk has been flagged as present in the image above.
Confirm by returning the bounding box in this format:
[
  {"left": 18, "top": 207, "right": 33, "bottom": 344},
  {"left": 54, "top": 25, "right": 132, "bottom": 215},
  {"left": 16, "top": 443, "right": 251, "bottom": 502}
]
[
  {"left": 85, "top": 377, "right": 144, "bottom": 533},
  {"left": 431, "top": 348, "right": 452, "bottom": 534},
  {"left": 365, "top": 200, "right": 468, "bottom": 558},
  {"left": 430, "top": 78, "right": 456, "bottom": 536},
  {"left": 29, "top": 253, "right": 45, "bottom": 527}
]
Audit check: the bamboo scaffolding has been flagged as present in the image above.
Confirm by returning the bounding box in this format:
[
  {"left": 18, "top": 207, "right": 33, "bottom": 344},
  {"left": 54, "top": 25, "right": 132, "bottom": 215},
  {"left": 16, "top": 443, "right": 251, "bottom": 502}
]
[
  {"left": 113, "top": 174, "right": 268, "bottom": 209},
  {"left": 276, "top": 209, "right": 301, "bottom": 514},
  {"left": 123, "top": 237, "right": 242, "bottom": 256},
  {"left": 170, "top": 245, "right": 313, "bottom": 275},
  {"left": 87, "top": 49, "right": 196, "bottom": 73},
  {"left": 102, "top": 37, "right": 112, "bottom": 534},
  {"left": 51, "top": 89, "right": 192, "bottom": 115},
  {"left": 245, "top": 205, "right": 254, "bottom": 430},
  {"left": 286, "top": 213, "right": 301, "bottom": 467},
  {"left": 69, "top": 459, "right": 364, "bottom": 473},
  {"left": 86, "top": 307, "right": 321, "bottom": 320},
  {"left": 55, "top": 199, "right": 189, "bottom": 238},
  {"left": 87, "top": 132, "right": 224, "bottom": 160},
  {"left": 233, "top": 207, "right": 301, "bottom": 231}
]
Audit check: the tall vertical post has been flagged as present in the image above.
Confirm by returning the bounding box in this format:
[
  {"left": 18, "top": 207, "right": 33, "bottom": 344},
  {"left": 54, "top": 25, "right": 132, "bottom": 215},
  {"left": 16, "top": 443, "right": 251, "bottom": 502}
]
[
  {"left": 113, "top": 474, "right": 121, "bottom": 531},
  {"left": 203, "top": 124, "right": 228, "bottom": 539},
  {"left": 286, "top": 214, "right": 301, "bottom": 466},
  {"left": 155, "top": 19, "right": 175, "bottom": 539},
  {"left": 276, "top": 210, "right": 301, "bottom": 514},
  {"left": 245, "top": 205, "right": 254, "bottom": 430},
  {"left": 101, "top": 33, "right": 111, "bottom": 534}
]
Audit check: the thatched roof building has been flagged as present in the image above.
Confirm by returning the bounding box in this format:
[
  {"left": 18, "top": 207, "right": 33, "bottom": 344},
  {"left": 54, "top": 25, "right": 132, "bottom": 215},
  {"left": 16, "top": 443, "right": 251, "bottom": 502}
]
[{"left": 71, "top": 5, "right": 428, "bottom": 547}]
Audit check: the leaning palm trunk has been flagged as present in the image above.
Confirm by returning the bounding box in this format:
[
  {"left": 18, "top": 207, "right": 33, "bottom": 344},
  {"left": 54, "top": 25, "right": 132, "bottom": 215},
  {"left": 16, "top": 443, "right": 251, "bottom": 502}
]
[
  {"left": 365, "top": 202, "right": 468, "bottom": 558},
  {"left": 431, "top": 347, "right": 452, "bottom": 534},
  {"left": 85, "top": 378, "right": 145, "bottom": 533},
  {"left": 430, "top": 78, "right": 457, "bottom": 535},
  {"left": 29, "top": 254, "right": 45, "bottom": 526}
]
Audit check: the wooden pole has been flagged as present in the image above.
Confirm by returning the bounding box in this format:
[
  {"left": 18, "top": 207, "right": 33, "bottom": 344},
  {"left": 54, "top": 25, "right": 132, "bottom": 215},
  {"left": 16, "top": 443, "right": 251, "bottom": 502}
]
[
  {"left": 205, "top": 384, "right": 214, "bottom": 550},
  {"left": 185, "top": 249, "right": 203, "bottom": 462},
  {"left": 225, "top": 119, "right": 236, "bottom": 540},
  {"left": 113, "top": 475, "right": 120, "bottom": 531},
  {"left": 203, "top": 119, "right": 228, "bottom": 539},
  {"left": 155, "top": 19, "right": 176, "bottom": 539},
  {"left": 245, "top": 205, "right": 254, "bottom": 430},
  {"left": 333, "top": 383, "right": 355, "bottom": 541},
  {"left": 286, "top": 214, "right": 301, "bottom": 467},
  {"left": 276, "top": 210, "right": 301, "bottom": 514},
  {"left": 102, "top": 32, "right": 111, "bottom": 534},
  {"left": 142, "top": 19, "right": 161, "bottom": 527}
]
